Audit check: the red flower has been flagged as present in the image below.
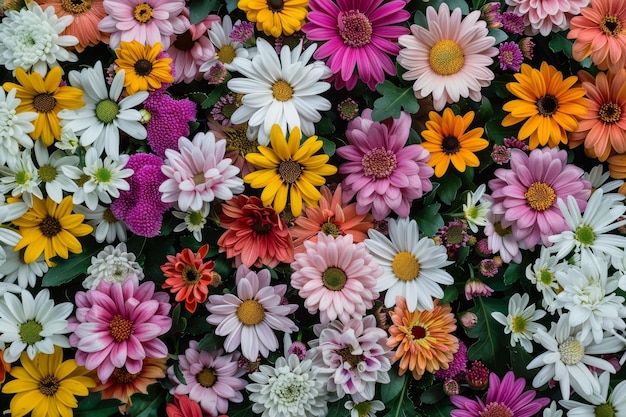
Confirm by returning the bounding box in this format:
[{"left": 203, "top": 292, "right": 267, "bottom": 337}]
[{"left": 166, "top": 394, "right": 204, "bottom": 417}]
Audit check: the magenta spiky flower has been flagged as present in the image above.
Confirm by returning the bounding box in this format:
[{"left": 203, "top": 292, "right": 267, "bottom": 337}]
[{"left": 144, "top": 90, "right": 197, "bottom": 157}]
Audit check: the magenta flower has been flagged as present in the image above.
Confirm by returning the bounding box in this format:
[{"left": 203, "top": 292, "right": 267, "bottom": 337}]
[
  {"left": 336, "top": 109, "right": 433, "bottom": 220},
  {"left": 451, "top": 371, "right": 550, "bottom": 417},
  {"left": 69, "top": 274, "right": 172, "bottom": 383},
  {"left": 206, "top": 265, "right": 298, "bottom": 361},
  {"left": 302, "top": 0, "right": 409, "bottom": 90},
  {"left": 498, "top": 41, "right": 524, "bottom": 71}
]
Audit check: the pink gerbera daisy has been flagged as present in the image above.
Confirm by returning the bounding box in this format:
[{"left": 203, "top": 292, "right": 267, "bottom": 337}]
[
  {"left": 68, "top": 274, "right": 172, "bottom": 383},
  {"left": 302, "top": 0, "right": 409, "bottom": 91},
  {"left": 398, "top": 3, "right": 498, "bottom": 111},
  {"left": 488, "top": 148, "right": 591, "bottom": 249},
  {"left": 505, "top": 0, "right": 589, "bottom": 36},
  {"left": 336, "top": 109, "right": 433, "bottom": 221},
  {"left": 291, "top": 233, "right": 381, "bottom": 324},
  {"left": 206, "top": 265, "right": 298, "bottom": 361}
]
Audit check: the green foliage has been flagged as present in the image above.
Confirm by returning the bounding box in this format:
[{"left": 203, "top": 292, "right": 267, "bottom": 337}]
[
  {"left": 504, "top": 260, "right": 526, "bottom": 285},
  {"left": 427, "top": 0, "right": 470, "bottom": 14},
  {"left": 419, "top": 384, "right": 445, "bottom": 405},
  {"left": 414, "top": 203, "right": 445, "bottom": 237},
  {"left": 371, "top": 81, "right": 419, "bottom": 121},
  {"left": 381, "top": 367, "right": 406, "bottom": 402},
  {"left": 198, "top": 331, "right": 223, "bottom": 352},
  {"left": 383, "top": 376, "right": 420, "bottom": 417},
  {"left": 128, "top": 384, "right": 165, "bottom": 417},
  {"left": 75, "top": 392, "right": 123, "bottom": 417},
  {"left": 466, "top": 297, "right": 509, "bottom": 371},
  {"left": 42, "top": 237, "right": 100, "bottom": 286},
  {"left": 189, "top": 0, "right": 220, "bottom": 24},
  {"left": 435, "top": 173, "right": 462, "bottom": 206},
  {"left": 320, "top": 136, "right": 336, "bottom": 157}
]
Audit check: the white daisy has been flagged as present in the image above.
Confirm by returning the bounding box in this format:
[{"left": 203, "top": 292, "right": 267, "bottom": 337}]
[
  {"left": 0, "top": 200, "right": 28, "bottom": 224},
  {"left": 0, "top": 2, "right": 78, "bottom": 76},
  {"left": 0, "top": 246, "right": 49, "bottom": 289},
  {"left": 585, "top": 164, "right": 624, "bottom": 194},
  {"left": 543, "top": 401, "right": 563, "bottom": 417},
  {"left": 462, "top": 183, "right": 491, "bottom": 233},
  {"left": 364, "top": 217, "right": 454, "bottom": 312},
  {"left": 73, "top": 203, "right": 127, "bottom": 244},
  {"left": 59, "top": 61, "right": 148, "bottom": 159},
  {"left": 0, "top": 87, "right": 37, "bottom": 167},
  {"left": 200, "top": 15, "right": 249, "bottom": 73},
  {"left": 82, "top": 242, "right": 143, "bottom": 290},
  {"left": 0, "top": 150, "right": 42, "bottom": 207},
  {"left": 559, "top": 370, "right": 626, "bottom": 417},
  {"left": 0, "top": 289, "right": 72, "bottom": 363},
  {"left": 491, "top": 292, "right": 547, "bottom": 353},
  {"left": 227, "top": 38, "right": 332, "bottom": 146},
  {"left": 172, "top": 203, "right": 211, "bottom": 242},
  {"left": 32, "top": 140, "right": 82, "bottom": 203},
  {"left": 525, "top": 246, "right": 568, "bottom": 312}
]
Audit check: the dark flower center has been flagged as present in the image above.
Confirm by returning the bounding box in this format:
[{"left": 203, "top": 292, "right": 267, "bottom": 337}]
[
  {"left": 322, "top": 267, "right": 347, "bottom": 291},
  {"left": 442, "top": 136, "right": 460, "bottom": 155},
  {"left": 109, "top": 314, "right": 133, "bottom": 341},
  {"left": 601, "top": 15, "right": 622, "bottom": 37},
  {"left": 134, "top": 2, "right": 153, "bottom": 23},
  {"left": 40, "top": 216, "right": 62, "bottom": 237},
  {"left": 267, "top": 0, "right": 284, "bottom": 12},
  {"left": 33, "top": 93, "right": 56, "bottom": 113},
  {"left": 278, "top": 160, "right": 302, "bottom": 184},
  {"left": 103, "top": 208, "right": 119, "bottom": 224},
  {"left": 536, "top": 95, "right": 559, "bottom": 116},
  {"left": 39, "top": 375, "right": 60, "bottom": 396},
  {"left": 173, "top": 30, "right": 194, "bottom": 51},
  {"left": 361, "top": 147, "right": 397, "bottom": 179},
  {"left": 61, "top": 0, "right": 92, "bottom": 14},
  {"left": 411, "top": 325, "right": 427, "bottom": 340},
  {"left": 134, "top": 59, "right": 153, "bottom": 76},
  {"left": 321, "top": 220, "right": 341, "bottom": 237},
  {"left": 112, "top": 367, "right": 140, "bottom": 384},
  {"left": 182, "top": 265, "right": 202, "bottom": 284},
  {"left": 196, "top": 367, "right": 217, "bottom": 388},
  {"left": 599, "top": 102, "right": 622, "bottom": 124},
  {"left": 337, "top": 346, "right": 363, "bottom": 369}
]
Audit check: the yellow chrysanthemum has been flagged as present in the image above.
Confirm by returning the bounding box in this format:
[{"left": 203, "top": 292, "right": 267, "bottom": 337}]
[
  {"left": 2, "top": 347, "right": 96, "bottom": 417},
  {"left": 244, "top": 124, "right": 337, "bottom": 216},
  {"left": 420, "top": 108, "right": 489, "bottom": 177},
  {"left": 238, "top": 0, "right": 308, "bottom": 37},
  {"left": 114, "top": 41, "right": 174, "bottom": 95},
  {"left": 12, "top": 195, "right": 92, "bottom": 266},
  {"left": 502, "top": 62, "right": 588, "bottom": 150},
  {"left": 2, "top": 66, "right": 84, "bottom": 146}
]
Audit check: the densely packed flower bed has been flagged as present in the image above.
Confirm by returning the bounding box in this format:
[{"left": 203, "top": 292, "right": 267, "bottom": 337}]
[{"left": 1, "top": 0, "right": 626, "bottom": 416}]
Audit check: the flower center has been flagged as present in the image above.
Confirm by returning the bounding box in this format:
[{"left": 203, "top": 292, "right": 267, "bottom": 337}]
[
  {"left": 40, "top": 215, "right": 62, "bottom": 237},
  {"left": 38, "top": 165, "right": 57, "bottom": 183},
  {"left": 134, "top": 59, "right": 153, "bottom": 76},
  {"left": 600, "top": 15, "right": 622, "bottom": 37},
  {"left": 445, "top": 225, "right": 465, "bottom": 244},
  {"left": 33, "top": 93, "right": 56, "bottom": 113},
  {"left": 251, "top": 219, "right": 273, "bottom": 234},
  {"left": 536, "top": 95, "right": 559, "bottom": 116},
  {"left": 225, "top": 126, "right": 258, "bottom": 156},
  {"left": 196, "top": 367, "right": 217, "bottom": 388},
  {"left": 322, "top": 267, "right": 348, "bottom": 291},
  {"left": 392, "top": 251, "right": 420, "bottom": 281},
  {"left": 595, "top": 403, "right": 617, "bottom": 417},
  {"left": 15, "top": 170, "right": 31, "bottom": 185},
  {"left": 193, "top": 172, "right": 205, "bottom": 185},
  {"left": 429, "top": 39, "right": 465, "bottom": 76},
  {"left": 510, "top": 315, "right": 526, "bottom": 333},
  {"left": 103, "top": 208, "right": 119, "bottom": 224},
  {"left": 539, "top": 270, "right": 554, "bottom": 286},
  {"left": 109, "top": 314, "right": 133, "bottom": 342},
  {"left": 278, "top": 160, "right": 302, "bottom": 184},
  {"left": 361, "top": 147, "right": 397, "bottom": 179},
  {"left": 60, "top": 0, "right": 92, "bottom": 14},
  {"left": 479, "top": 402, "right": 514, "bottom": 417},
  {"left": 182, "top": 264, "right": 202, "bottom": 284},
  {"left": 411, "top": 324, "right": 427, "bottom": 339},
  {"left": 598, "top": 102, "right": 622, "bottom": 123},
  {"left": 188, "top": 210, "right": 204, "bottom": 226},
  {"left": 236, "top": 299, "right": 265, "bottom": 325},
  {"left": 133, "top": 2, "right": 153, "bottom": 23},
  {"left": 338, "top": 10, "right": 373, "bottom": 48},
  {"left": 19, "top": 319, "right": 43, "bottom": 345},
  {"left": 95, "top": 167, "right": 112, "bottom": 183},
  {"left": 217, "top": 45, "right": 236, "bottom": 64},
  {"left": 38, "top": 375, "right": 60, "bottom": 397},
  {"left": 442, "top": 136, "right": 460, "bottom": 155},
  {"left": 267, "top": 0, "right": 284, "bottom": 12},
  {"left": 493, "top": 222, "right": 512, "bottom": 236},
  {"left": 575, "top": 224, "right": 595, "bottom": 246},
  {"left": 112, "top": 367, "right": 140, "bottom": 384},
  {"left": 173, "top": 30, "right": 194, "bottom": 51},
  {"left": 95, "top": 99, "right": 120, "bottom": 124},
  {"left": 321, "top": 220, "right": 341, "bottom": 237},
  {"left": 525, "top": 181, "right": 556, "bottom": 212},
  {"left": 272, "top": 80, "right": 294, "bottom": 102},
  {"left": 501, "top": 50, "right": 514, "bottom": 66},
  {"left": 354, "top": 401, "right": 372, "bottom": 417},
  {"left": 337, "top": 346, "right": 363, "bottom": 369},
  {"left": 558, "top": 336, "right": 584, "bottom": 365}
]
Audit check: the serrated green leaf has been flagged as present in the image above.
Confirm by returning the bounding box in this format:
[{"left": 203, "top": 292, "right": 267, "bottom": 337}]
[
  {"left": 42, "top": 237, "right": 100, "bottom": 286},
  {"left": 466, "top": 297, "right": 508, "bottom": 371},
  {"left": 76, "top": 392, "right": 122, "bottom": 417},
  {"left": 371, "top": 81, "right": 419, "bottom": 121},
  {"left": 189, "top": 0, "right": 219, "bottom": 24},
  {"left": 381, "top": 367, "right": 405, "bottom": 402},
  {"left": 503, "top": 261, "right": 525, "bottom": 285},
  {"left": 128, "top": 384, "right": 164, "bottom": 417},
  {"left": 414, "top": 203, "right": 444, "bottom": 237}
]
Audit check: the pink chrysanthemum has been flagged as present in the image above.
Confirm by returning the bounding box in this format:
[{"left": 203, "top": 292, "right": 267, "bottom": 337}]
[
  {"left": 498, "top": 41, "right": 523, "bottom": 72},
  {"left": 505, "top": 0, "right": 588, "bottom": 36},
  {"left": 290, "top": 233, "right": 381, "bottom": 324},
  {"left": 336, "top": 109, "right": 433, "bottom": 221},
  {"left": 159, "top": 131, "right": 244, "bottom": 212},
  {"left": 488, "top": 148, "right": 591, "bottom": 248},
  {"left": 98, "top": 0, "right": 188, "bottom": 49},
  {"left": 168, "top": 340, "right": 247, "bottom": 416},
  {"left": 206, "top": 265, "right": 298, "bottom": 361},
  {"left": 69, "top": 274, "right": 172, "bottom": 383},
  {"left": 302, "top": 0, "right": 409, "bottom": 91},
  {"left": 451, "top": 371, "right": 550, "bottom": 417}
]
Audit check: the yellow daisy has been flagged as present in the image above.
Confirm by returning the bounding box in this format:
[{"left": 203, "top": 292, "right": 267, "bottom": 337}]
[
  {"left": 502, "top": 62, "right": 588, "bottom": 150},
  {"left": 114, "top": 41, "right": 174, "bottom": 95},
  {"left": 420, "top": 108, "right": 489, "bottom": 178},
  {"left": 2, "top": 347, "right": 96, "bottom": 417},
  {"left": 2, "top": 67, "right": 84, "bottom": 146},
  {"left": 238, "top": 0, "right": 308, "bottom": 37},
  {"left": 12, "top": 195, "right": 93, "bottom": 266},
  {"left": 244, "top": 124, "right": 337, "bottom": 216}
]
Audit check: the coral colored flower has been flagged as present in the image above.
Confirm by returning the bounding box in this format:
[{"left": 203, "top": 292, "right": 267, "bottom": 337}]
[
  {"left": 303, "top": 0, "right": 409, "bottom": 91},
  {"left": 387, "top": 296, "right": 459, "bottom": 380},
  {"left": 421, "top": 109, "right": 489, "bottom": 178},
  {"left": 167, "top": 394, "right": 204, "bottom": 417},
  {"left": 337, "top": 109, "right": 433, "bottom": 221},
  {"left": 161, "top": 244, "right": 215, "bottom": 313},
  {"left": 217, "top": 195, "right": 294, "bottom": 268},
  {"left": 502, "top": 62, "right": 588, "bottom": 150},
  {"left": 505, "top": 0, "right": 588, "bottom": 36},
  {"left": 115, "top": 41, "right": 175, "bottom": 95},
  {"left": 238, "top": 0, "right": 308, "bottom": 38}
]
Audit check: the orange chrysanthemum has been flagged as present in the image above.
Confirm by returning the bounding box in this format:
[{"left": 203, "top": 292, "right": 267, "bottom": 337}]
[
  {"left": 502, "top": 62, "right": 588, "bottom": 150},
  {"left": 161, "top": 244, "right": 215, "bottom": 313},
  {"left": 387, "top": 296, "right": 459, "bottom": 380},
  {"left": 115, "top": 41, "right": 174, "bottom": 95}
]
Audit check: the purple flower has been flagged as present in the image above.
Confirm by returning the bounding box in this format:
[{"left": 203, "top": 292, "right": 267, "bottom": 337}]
[
  {"left": 435, "top": 340, "right": 468, "bottom": 381},
  {"left": 499, "top": 11, "right": 525, "bottom": 34},
  {"left": 229, "top": 21, "right": 255, "bottom": 43},
  {"left": 144, "top": 90, "right": 197, "bottom": 157},
  {"left": 498, "top": 41, "right": 524, "bottom": 71}
]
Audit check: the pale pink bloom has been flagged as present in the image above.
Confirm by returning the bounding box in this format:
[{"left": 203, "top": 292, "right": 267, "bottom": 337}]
[
  {"left": 206, "top": 265, "right": 298, "bottom": 361},
  {"left": 159, "top": 132, "right": 244, "bottom": 212},
  {"left": 290, "top": 233, "right": 381, "bottom": 324},
  {"left": 484, "top": 202, "right": 523, "bottom": 264},
  {"left": 464, "top": 279, "right": 494, "bottom": 300},
  {"left": 505, "top": 0, "right": 589, "bottom": 36}
]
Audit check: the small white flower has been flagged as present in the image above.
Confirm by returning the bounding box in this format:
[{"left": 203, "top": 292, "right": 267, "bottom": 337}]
[
  {"left": 585, "top": 164, "right": 624, "bottom": 194},
  {"left": 0, "top": 150, "right": 42, "bottom": 207},
  {"left": 54, "top": 126, "right": 80, "bottom": 153},
  {"left": 200, "top": 15, "right": 249, "bottom": 73},
  {"left": 543, "top": 401, "right": 563, "bottom": 417},
  {"left": 525, "top": 246, "right": 568, "bottom": 312},
  {"left": 33, "top": 140, "right": 82, "bottom": 203},
  {"left": 0, "top": 87, "right": 37, "bottom": 167},
  {"left": 492, "top": 293, "right": 546, "bottom": 353},
  {"left": 0, "top": 238, "right": 48, "bottom": 289},
  {"left": 172, "top": 203, "right": 211, "bottom": 242},
  {"left": 73, "top": 203, "right": 127, "bottom": 244},
  {"left": 82, "top": 243, "right": 143, "bottom": 290},
  {"left": 462, "top": 184, "right": 491, "bottom": 232},
  {"left": 559, "top": 370, "right": 626, "bottom": 417},
  {"left": 345, "top": 400, "right": 385, "bottom": 417}
]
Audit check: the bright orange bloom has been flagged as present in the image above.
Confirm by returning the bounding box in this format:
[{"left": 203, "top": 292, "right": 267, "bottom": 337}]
[
  {"left": 115, "top": 41, "right": 174, "bottom": 94},
  {"left": 0, "top": 351, "right": 10, "bottom": 386}
]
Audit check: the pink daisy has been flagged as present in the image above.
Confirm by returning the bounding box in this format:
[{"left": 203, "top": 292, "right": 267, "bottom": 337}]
[
  {"left": 484, "top": 206, "right": 523, "bottom": 264},
  {"left": 290, "top": 233, "right": 381, "bottom": 324},
  {"left": 98, "top": 0, "right": 189, "bottom": 49},
  {"left": 488, "top": 148, "right": 591, "bottom": 249},
  {"left": 159, "top": 131, "right": 244, "bottom": 212},
  {"left": 451, "top": 371, "right": 550, "bottom": 417},
  {"left": 206, "top": 265, "right": 298, "bottom": 361},
  {"left": 68, "top": 274, "right": 172, "bottom": 383},
  {"left": 505, "top": 0, "right": 588, "bottom": 36},
  {"left": 167, "top": 340, "right": 247, "bottom": 416},
  {"left": 302, "top": 0, "right": 409, "bottom": 91},
  {"left": 397, "top": 3, "right": 498, "bottom": 111},
  {"left": 336, "top": 109, "right": 433, "bottom": 221}
]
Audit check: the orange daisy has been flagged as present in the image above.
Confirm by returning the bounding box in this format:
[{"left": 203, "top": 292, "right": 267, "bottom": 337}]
[
  {"left": 115, "top": 41, "right": 174, "bottom": 95},
  {"left": 387, "top": 296, "right": 459, "bottom": 380}
]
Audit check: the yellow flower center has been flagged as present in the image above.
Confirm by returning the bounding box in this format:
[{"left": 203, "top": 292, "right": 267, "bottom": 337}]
[
  {"left": 95, "top": 99, "right": 120, "bottom": 124},
  {"left": 442, "top": 136, "right": 461, "bottom": 155},
  {"left": 600, "top": 15, "right": 623, "bottom": 37},
  {"left": 236, "top": 299, "right": 265, "bottom": 325},
  {"left": 599, "top": 102, "right": 622, "bottom": 124},
  {"left": 525, "top": 181, "right": 556, "bottom": 212},
  {"left": 182, "top": 265, "right": 202, "bottom": 284},
  {"left": 38, "top": 375, "right": 60, "bottom": 397},
  {"left": 322, "top": 267, "right": 347, "bottom": 291},
  {"left": 133, "top": 2, "right": 153, "bottom": 23},
  {"left": 20, "top": 319, "right": 43, "bottom": 345},
  {"left": 33, "top": 93, "right": 56, "bottom": 113},
  {"left": 109, "top": 314, "right": 133, "bottom": 342},
  {"left": 217, "top": 45, "right": 237, "bottom": 64},
  {"left": 278, "top": 159, "right": 302, "bottom": 184},
  {"left": 321, "top": 221, "right": 341, "bottom": 237},
  {"left": 38, "top": 165, "right": 57, "bottom": 183},
  {"left": 272, "top": 80, "right": 294, "bottom": 102},
  {"left": 338, "top": 10, "right": 373, "bottom": 48},
  {"left": 112, "top": 367, "right": 140, "bottom": 384},
  {"left": 429, "top": 39, "right": 465, "bottom": 76},
  {"left": 336, "top": 346, "right": 363, "bottom": 369},
  {"left": 134, "top": 58, "right": 154, "bottom": 76},
  {"left": 536, "top": 94, "right": 559, "bottom": 116},
  {"left": 267, "top": 0, "right": 284, "bottom": 12},
  {"left": 40, "top": 215, "right": 62, "bottom": 238},
  {"left": 510, "top": 316, "right": 526, "bottom": 334},
  {"left": 61, "top": 0, "right": 92, "bottom": 14},
  {"left": 479, "top": 402, "right": 514, "bottom": 417},
  {"left": 392, "top": 251, "right": 420, "bottom": 281},
  {"left": 558, "top": 336, "right": 584, "bottom": 365},
  {"left": 196, "top": 367, "right": 217, "bottom": 388}
]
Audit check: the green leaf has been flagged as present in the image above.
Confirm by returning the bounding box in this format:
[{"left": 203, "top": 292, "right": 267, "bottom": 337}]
[
  {"left": 225, "top": 0, "right": 239, "bottom": 12},
  {"left": 185, "top": 91, "right": 209, "bottom": 105},
  {"left": 420, "top": 401, "right": 454, "bottom": 417},
  {"left": 198, "top": 331, "right": 223, "bottom": 352},
  {"left": 42, "top": 237, "right": 100, "bottom": 286},
  {"left": 189, "top": 0, "right": 219, "bottom": 24},
  {"left": 316, "top": 114, "right": 336, "bottom": 135},
  {"left": 228, "top": 402, "right": 254, "bottom": 417},
  {"left": 466, "top": 297, "right": 509, "bottom": 371},
  {"left": 383, "top": 377, "right": 418, "bottom": 417},
  {"left": 201, "top": 84, "right": 227, "bottom": 109},
  {"left": 76, "top": 392, "right": 122, "bottom": 417},
  {"left": 414, "top": 203, "right": 444, "bottom": 237},
  {"left": 440, "top": 285, "right": 460, "bottom": 305},
  {"left": 420, "top": 383, "right": 445, "bottom": 404},
  {"left": 371, "top": 81, "right": 419, "bottom": 121},
  {"left": 428, "top": 0, "right": 469, "bottom": 14},
  {"left": 488, "top": 28, "right": 509, "bottom": 45},
  {"left": 327, "top": 399, "right": 350, "bottom": 417},
  {"left": 548, "top": 31, "right": 573, "bottom": 58},
  {"left": 381, "top": 366, "right": 406, "bottom": 402},
  {"left": 484, "top": 117, "right": 519, "bottom": 143},
  {"left": 320, "top": 136, "right": 336, "bottom": 156},
  {"left": 185, "top": 315, "right": 212, "bottom": 335},
  {"left": 509, "top": 345, "right": 537, "bottom": 380},
  {"left": 128, "top": 384, "right": 165, "bottom": 417},
  {"left": 435, "top": 173, "right": 462, "bottom": 205},
  {"left": 503, "top": 261, "right": 525, "bottom": 285},
  {"left": 413, "top": 10, "right": 428, "bottom": 28}
]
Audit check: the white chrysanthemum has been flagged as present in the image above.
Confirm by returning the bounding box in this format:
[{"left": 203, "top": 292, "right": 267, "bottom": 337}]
[
  {"left": 55, "top": 126, "right": 80, "bottom": 153},
  {"left": 200, "top": 15, "right": 249, "bottom": 74},
  {"left": 527, "top": 314, "right": 622, "bottom": 401},
  {"left": 32, "top": 140, "right": 82, "bottom": 203},
  {"left": 0, "top": 289, "right": 72, "bottom": 363},
  {"left": 560, "top": 370, "right": 626, "bottom": 417},
  {"left": 59, "top": 61, "right": 148, "bottom": 159},
  {"left": 462, "top": 184, "right": 491, "bottom": 233},
  {"left": 248, "top": 354, "right": 328, "bottom": 417},
  {"left": 82, "top": 243, "right": 143, "bottom": 290},
  {"left": 525, "top": 246, "right": 568, "bottom": 312},
  {"left": 364, "top": 217, "right": 454, "bottom": 312},
  {"left": 172, "top": 203, "right": 210, "bottom": 242},
  {"left": 0, "top": 150, "right": 42, "bottom": 207},
  {"left": 492, "top": 292, "right": 547, "bottom": 353},
  {"left": 0, "top": 2, "right": 78, "bottom": 75},
  {"left": 227, "top": 38, "right": 332, "bottom": 146},
  {"left": 0, "top": 87, "right": 37, "bottom": 167},
  {"left": 73, "top": 203, "right": 127, "bottom": 244}
]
